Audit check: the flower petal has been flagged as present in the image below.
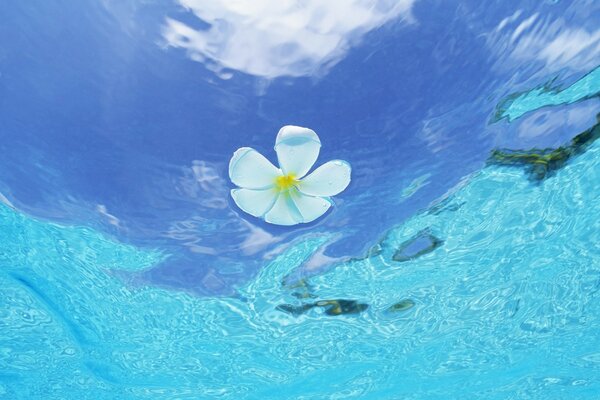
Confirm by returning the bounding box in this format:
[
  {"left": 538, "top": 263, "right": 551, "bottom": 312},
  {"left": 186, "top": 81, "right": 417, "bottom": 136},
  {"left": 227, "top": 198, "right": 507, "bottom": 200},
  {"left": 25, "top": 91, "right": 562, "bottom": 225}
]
[
  {"left": 229, "top": 147, "right": 280, "bottom": 189},
  {"left": 263, "top": 192, "right": 303, "bottom": 226},
  {"left": 274, "top": 125, "right": 321, "bottom": 178},
  {"left": 289, "top": 188, "right": 332, "bottom": 223},
  {"left": 297, "top": 160, "right": 351, "bottom": 197},
  {"left": 231, "top": 188, "right": 278, "bottom": 218}
]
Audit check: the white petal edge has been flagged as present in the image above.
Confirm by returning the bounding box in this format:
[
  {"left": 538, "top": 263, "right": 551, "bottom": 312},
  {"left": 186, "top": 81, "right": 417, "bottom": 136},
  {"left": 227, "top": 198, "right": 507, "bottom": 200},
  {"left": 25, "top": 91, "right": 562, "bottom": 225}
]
[
  {"left": 274, "top": 125, "right": 321, "bottom": 179},
  {"left": 289, "top": 188, "right": 333, "bottom": 223},
  {"left": 263, "top": 192, "right": 303, "bottom": 226},
  {"left": 231, "top": 188, "right": 278, "bottom": 218},
  {"left": 297, "top": 160, "right": 351, "bottom": 197},
  {"left": 229, "top": 147, "right": 280, "bottom": 189}
]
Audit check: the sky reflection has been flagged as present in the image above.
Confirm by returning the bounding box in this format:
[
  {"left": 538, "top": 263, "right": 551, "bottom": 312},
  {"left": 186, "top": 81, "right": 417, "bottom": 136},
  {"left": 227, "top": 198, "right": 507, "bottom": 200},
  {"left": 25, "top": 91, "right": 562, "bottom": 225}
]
[
  {"left": 162, "top": 0, "right": 416, "bottom": 79},
  {"left": 0, "top": 0, "right": 598, "bottom": 295}
]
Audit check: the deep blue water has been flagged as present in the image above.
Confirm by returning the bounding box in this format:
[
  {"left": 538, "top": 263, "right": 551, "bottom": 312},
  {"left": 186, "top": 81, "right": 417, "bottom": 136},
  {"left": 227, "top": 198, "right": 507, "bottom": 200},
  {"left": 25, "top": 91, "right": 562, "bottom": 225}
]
[{"left": 1, "top": 0, "right": 600, "bottom": 398}]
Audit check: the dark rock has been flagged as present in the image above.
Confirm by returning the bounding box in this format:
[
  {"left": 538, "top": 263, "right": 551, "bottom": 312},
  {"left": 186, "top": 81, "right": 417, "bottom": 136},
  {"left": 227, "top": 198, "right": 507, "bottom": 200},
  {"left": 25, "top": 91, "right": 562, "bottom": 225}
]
[
  {"left": 387, "top": 299, "right": 415, "bottom": 312},
  {"left": 488, "top": 147, "right": 571, "bottom": 181},
  {"left": 488, "top": 113, "right": 600, "bottom": 181},
  {"left": 392, "top": 230, "right": 444, "bottom": 262},
  {"left": 315, "top": 299, "right": 369, "bottom": 316},
  {"left": 277, "top": 299, "right": 369, "bottom": 317}
]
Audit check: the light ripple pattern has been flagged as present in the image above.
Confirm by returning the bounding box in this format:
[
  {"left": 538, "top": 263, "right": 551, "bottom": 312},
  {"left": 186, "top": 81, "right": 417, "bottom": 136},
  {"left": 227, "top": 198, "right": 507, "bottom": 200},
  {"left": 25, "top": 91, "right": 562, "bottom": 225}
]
[
  {"left": 496, "top": 65, "right": 600, "bottom": 122},
  {"left": 1, "top": 141, "right": 600, "bottom": 399}
]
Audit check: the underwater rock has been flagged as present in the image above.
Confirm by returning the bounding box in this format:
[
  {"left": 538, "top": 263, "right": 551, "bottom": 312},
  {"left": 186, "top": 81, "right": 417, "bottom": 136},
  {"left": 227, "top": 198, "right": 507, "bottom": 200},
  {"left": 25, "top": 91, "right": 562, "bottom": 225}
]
[
  {"left": 387, "top": 299, "right": 415, "bottom": 313},
  {"left": 392, "top": 230, "right": 444, "bottom": 262},
  {"left": 277, "top": 299, "right": 368, "bottom": 317},
  {"left": 489, "top": 147, "right": 571, "bottom": 181},
  {"left": 315, "top": 299, "right": 369, "bottom": 316},
  {"left": 570, "top": 113, "right": 600, "bottom": 152},
  {"left": 489, "top": 113, "right": 600, "bottom": 181}
]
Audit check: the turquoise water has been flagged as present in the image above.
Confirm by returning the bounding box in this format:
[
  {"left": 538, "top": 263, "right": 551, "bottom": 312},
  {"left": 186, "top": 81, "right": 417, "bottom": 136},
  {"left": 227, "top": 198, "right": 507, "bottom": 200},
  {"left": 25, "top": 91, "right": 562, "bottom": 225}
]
[
  {"left": 2, "top": 1, "right": 600, "bottom": 398},
  {"left": 2, "top": 127, "right": 599, "bottom": 398},
  {"left": 497, "top": 66, "right": 600, "bottom": 122}
]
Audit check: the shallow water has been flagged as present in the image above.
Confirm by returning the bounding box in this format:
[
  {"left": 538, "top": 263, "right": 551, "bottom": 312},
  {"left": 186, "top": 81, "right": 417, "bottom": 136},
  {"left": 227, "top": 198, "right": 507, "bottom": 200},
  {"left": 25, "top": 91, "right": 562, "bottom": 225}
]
[
  {"left": 1, "top": 0, "right": 600, "bottom": 398},
  {"left": 1, "top": 127, "right": 599, "bottom": 398}
]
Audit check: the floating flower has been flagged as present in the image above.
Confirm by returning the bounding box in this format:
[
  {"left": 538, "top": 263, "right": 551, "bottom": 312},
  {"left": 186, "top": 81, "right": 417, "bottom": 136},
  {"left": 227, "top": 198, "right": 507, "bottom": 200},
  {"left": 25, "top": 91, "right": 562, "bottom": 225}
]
[{"left": 229, "top": 125, "right": 351, "bottom": 226}]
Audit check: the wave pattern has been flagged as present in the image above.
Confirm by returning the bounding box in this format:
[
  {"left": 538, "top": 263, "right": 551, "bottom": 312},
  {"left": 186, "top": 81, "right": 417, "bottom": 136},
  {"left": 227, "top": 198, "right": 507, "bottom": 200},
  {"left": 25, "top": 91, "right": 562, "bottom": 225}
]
[
  {"left": 496, "top": 65, "right": 600, "bottom": 122},
  {"left": 1, "top": 131, "right": 599, "bottom": 398}
]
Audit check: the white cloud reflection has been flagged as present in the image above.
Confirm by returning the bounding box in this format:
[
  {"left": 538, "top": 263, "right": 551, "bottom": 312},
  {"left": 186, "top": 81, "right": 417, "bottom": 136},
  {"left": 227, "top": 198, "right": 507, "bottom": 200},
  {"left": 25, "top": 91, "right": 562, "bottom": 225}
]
[
  {"left": 513, "top": 27, "right": 600, "bottom": 72},
  {"left": 0, "top": 192, "right": 14, "bottom": 208},
  {"left": 491, "top": 12, "right": 600, "bottom": 73},
  {"left": 162, "top": 0, "right": 415, "bottom": 79},
  {"left": 517, "top": 101, "right": 599, "bottom": 141},
  {"left": 183, "top": 160, "right": 229, "bottom": 209},
  {"left": 96, "top": 204, "right": 121, "bottom": 227},
  {"left": 239, "top": 220, "right": 282, "bottom": 256}
]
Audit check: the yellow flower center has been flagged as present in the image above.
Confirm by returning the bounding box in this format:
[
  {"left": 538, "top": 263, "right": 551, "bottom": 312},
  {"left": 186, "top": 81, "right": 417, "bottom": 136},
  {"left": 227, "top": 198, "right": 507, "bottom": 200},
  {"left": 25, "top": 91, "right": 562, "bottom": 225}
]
[{"left": 275, "top": 174, "right": 297, "bottom": 191}]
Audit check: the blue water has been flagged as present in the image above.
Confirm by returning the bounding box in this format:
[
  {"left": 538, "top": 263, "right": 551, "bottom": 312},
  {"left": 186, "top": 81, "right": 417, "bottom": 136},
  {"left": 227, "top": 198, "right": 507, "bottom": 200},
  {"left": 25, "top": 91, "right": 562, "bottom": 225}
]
[
  {"left": 1, "top": 0, "right": 600, "bottom": 398},
  {"left": 2, "top": 128, "right": 600, "bottom": 398}
]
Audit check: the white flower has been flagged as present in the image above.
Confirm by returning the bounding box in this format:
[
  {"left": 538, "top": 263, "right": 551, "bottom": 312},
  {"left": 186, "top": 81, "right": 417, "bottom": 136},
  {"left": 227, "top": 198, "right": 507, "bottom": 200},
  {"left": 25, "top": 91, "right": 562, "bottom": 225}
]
[{"left": 229, "top": 125, "right": 351, "bottom": 226}]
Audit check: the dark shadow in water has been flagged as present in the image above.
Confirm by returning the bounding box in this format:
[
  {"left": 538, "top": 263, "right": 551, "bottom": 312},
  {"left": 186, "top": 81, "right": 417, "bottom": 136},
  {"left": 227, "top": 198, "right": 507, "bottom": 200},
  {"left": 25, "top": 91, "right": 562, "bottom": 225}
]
[
  {"left": 392, "top": 229, "right": 444, "bottom": 262},
  {"left": 279, "top": 278, "right": 415, "bottom": 317},
  {"left": 9, "top": 273, "right": 129, "bottom": 385},
  {"left": 277, "top": 297, "right": 417, "bottom": 317},
  {"left": 387, "top": 299, "right": 416, "bottom": 313},
  {"left": 489, "top": 113, "right": 600, "bottom": 181},
  {"left": 347, "top": 228, "right": 445, "bottom": 264},
  {"left": 278, "top": 113, "right": 600, "bottom": 318},
  {"left": 276, "top": 224, "right": 445, "bottom": 317},
  {"left": 8, "top": 273, "right": 91, "bottom": 346},
  {"left": 277, "top": 299, "right": 369, "bottom": 317}
]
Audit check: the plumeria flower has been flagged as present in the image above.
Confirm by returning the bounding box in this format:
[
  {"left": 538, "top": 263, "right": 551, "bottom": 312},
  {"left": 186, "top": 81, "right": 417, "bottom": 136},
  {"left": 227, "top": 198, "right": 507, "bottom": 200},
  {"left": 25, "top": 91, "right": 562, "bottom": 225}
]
[{"left": 229, "top": 125, "right": 351, "bottom": 226}]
